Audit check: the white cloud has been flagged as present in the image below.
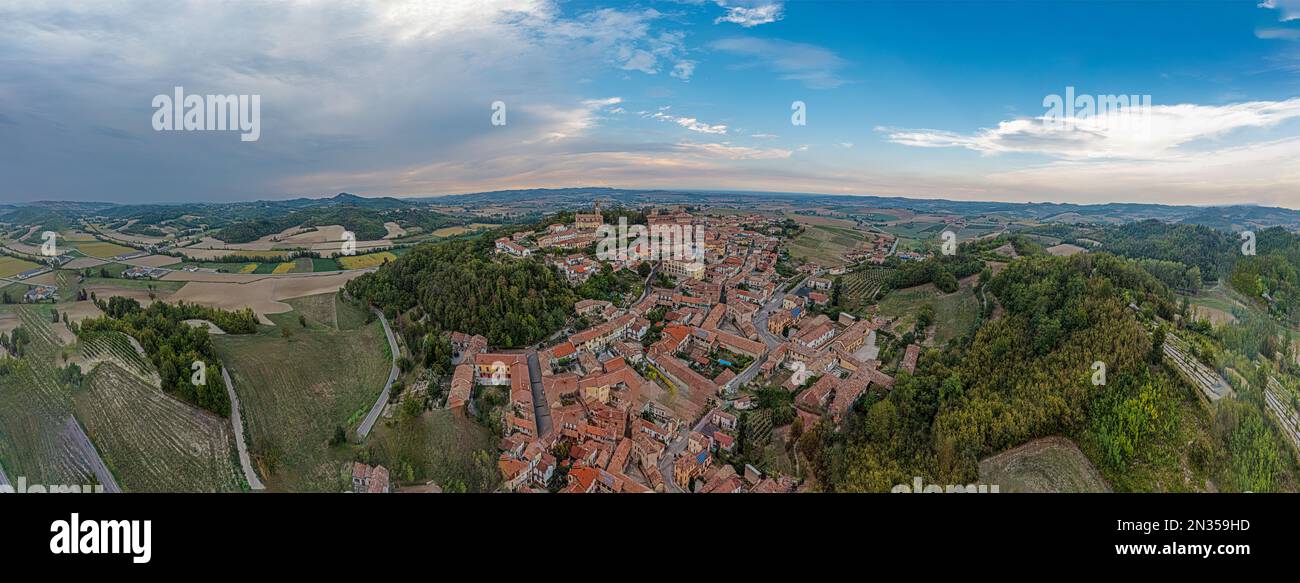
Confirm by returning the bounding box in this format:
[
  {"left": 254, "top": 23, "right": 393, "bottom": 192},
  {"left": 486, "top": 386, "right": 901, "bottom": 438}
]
[
  {"left": 838, "top": 142, "right": 854, "bottom": 149},
  {"left": 645, "top": 110, "right": 728, "bottom": 134},
  {"left": 710, "top": 36, "right": 849, "bottom": 89},
  {"left": 881, "top": 98, "right": 1300, "bottom": 160},
  {"left": 671, "top": 60, "right": 697, "bottom": 80},
  {"left": 714, "top": 1, "right": 784, "bottom": 27},
  {"left": 1260, "top": 0, "right": 1300, "bottom": 21}
]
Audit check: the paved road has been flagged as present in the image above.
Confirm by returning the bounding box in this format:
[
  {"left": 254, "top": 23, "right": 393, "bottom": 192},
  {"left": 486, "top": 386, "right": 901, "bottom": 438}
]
[
  {"left": 656, "top": 407, "right": 719, "bottom": 493},
  {"left": 753, "top": 275, "right": 804, "bottom": 348},
  {"left": 357, "top": 307, "right": 400, "bottom": 439},
  {"left": 0, "top": 462, "right": 10, "bottom": 488},
  {"left": 221, "top": 367, "right": 265, "bottom": 490},
  {"left": 526, "top": 351, "right": 554, "bottom": 437},
  {"left": 62, "top": 417, "right": 121, "bottom": 493}
]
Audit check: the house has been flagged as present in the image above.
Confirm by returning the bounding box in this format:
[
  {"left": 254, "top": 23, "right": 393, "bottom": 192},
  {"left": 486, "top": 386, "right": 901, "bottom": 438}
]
[
  {"left": 494, "top": 237, "right": 531, "bottom": 257},
  {"left": 351, "top": 463, "right": 391, "bottom": 493},
  {"left": 901, "top": 344, "right": 921, "bottom": 374},
  {"left": 24, "top": 286, "right": 56, "bottom": 303}
]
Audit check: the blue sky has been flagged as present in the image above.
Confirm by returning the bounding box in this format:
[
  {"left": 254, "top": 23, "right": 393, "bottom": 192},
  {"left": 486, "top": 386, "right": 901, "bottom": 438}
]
[{"left": 2, "top": 0, "right": 1300, "bottom": 207}]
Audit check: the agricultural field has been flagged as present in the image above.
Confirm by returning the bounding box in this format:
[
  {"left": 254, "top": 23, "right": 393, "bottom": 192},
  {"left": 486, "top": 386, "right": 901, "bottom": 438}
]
[
  {"left": 365, "top": 409, "right": 498, "bottom": 492},
  {"left": 837, "top": 268, "right": 893, "bottom": 312},
  {"left": 338, "top": 251, "right": 397, "bottom": 270},
  {"left": 786, "top": 224, "right": 871, "bottom": 267},
  {"left": 978, "top": 436, "right": 1112, "bottom": 493},
  {"left": 429, "top": 223, "right": 498, "bottom": 238},
  {"left": 71, "top": 240, "right": 137, "bottom": 258},
  {"left": 212, "top": 295, "right": 390, "bottom": 491},
  {"left": 876, "top": 279, "right": 980, "bottom": 345},
  {"left": 0, "top": 307, "right": 110, "bottom": 487},
  {"left": 1181, "top": 281, "right": 1250, "bottom": 326},
  {"left": 73, "top": 362, "right": 243, "bottom": 492},
  {"left": 0, "top": 255, "right": 39, "bottom": 278}
]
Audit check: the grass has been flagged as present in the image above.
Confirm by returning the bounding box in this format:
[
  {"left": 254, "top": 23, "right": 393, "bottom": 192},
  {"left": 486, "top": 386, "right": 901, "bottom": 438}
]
[
  {"left": 271, "top": 261, "right": 297, "bottom": 274},
  {"left": 0, "top": 256, "right": 40, "bottom": 278},
  {"left": 429, "top": 224, "right": 498, "bottom": 238},
  {"left": 71, "top": 241, "right": 137, "bottom": 258},
  {"left": 877, "top": 280, "right": 980, "bottom": 345},
  {"left": 786, "top": 224, "right": 871, "bottom": 267},
  {"left": 73, "top": 362, "right": 243, "bottom": 492},
  {"left": 0, "top": 307, "right": 86, "bottom": 485},
  {"left": 365, "top": 409, "right": 498, "bottom": 492},
  {"left": 238, "top": 263, "right": 259, "bottom": 274},
  {"left": 311, "top": 257, "right": 341, "bottom": 272},
  {"left": 338, "top": 251, "right": 397, "bottom": 270},
  {"left": 978, "top": 436, "right": 1111, "bottom": 493},
  {"left": 212, "top": 296, "right": 389, "bottom": 491},
  {"left": 80, "top": 277, "right": 187, "bottom": 292}
]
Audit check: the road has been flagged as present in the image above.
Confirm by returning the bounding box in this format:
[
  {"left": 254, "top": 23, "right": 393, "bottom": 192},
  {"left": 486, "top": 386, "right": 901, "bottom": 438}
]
[
  {"left": 656, "top": 406, "right": 719, "bottom": 493},
  {"left": 357, "top": 307, "right": 400, "bottom": 439},
  {"left": 61, "top": 417, "right": 121, "bottom": 493},
  {"left": 0, "top": 462, "right": 9, "bottom": 488},
  {"left": 221, "top": 367, "right": 266, "bottom": 490},
  {"left": 525, "top": 351, "right": 554, "bottom": 437},
  {"left": 753, "top": 275, "right": 805, "bottom": 349}
]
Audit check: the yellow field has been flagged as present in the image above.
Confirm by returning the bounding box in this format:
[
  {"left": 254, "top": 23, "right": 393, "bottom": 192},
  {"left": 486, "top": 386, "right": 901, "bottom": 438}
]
[
  {"left": 73, "top": 241, "right": 136, "bottom": 258},
  {"left": 0, "top": 256, "right": 40, "bottom": 278},
  {"left": 338, "top": 251, "right": 396, "bottom": 270},
  {"left": 239, "top": 263, "right": 260, "bottom": 274},
  {"left": 272, "top": 262, "right": 296, "bottom": 274}
]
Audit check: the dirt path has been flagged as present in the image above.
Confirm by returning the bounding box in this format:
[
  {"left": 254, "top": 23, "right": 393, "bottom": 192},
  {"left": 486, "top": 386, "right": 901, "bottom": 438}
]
[
  {"left": 357, "top": 308, "right": 399, "bottom": 439},
  {"left": 221, "top": 368, "right": 265, "bottom": 490}
]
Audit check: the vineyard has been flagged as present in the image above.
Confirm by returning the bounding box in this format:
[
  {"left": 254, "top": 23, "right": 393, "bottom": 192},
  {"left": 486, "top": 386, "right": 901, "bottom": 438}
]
[
  {"left": 78, "top": 330, "right": 156, "bottom": 382},
  {"left": 0, "top": 307, "right": 107, "bottom": 486},
  {"left": 838, "top": 268, "right": 893, "bottom": 311},
  {"left": 74, "top": 362, "right": 242, "bottom": 492}
]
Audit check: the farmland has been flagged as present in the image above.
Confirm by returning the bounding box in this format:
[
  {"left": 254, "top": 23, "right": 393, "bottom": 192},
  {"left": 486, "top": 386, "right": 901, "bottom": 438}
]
[
  {"left": 0, "top": 256, "right": 39, "bottom": 278},
  {"left": 837, "top": 268, "right": 893, "bottom": 312},
  {"left": 978, "top": 436, "right": 1112, "bottom": 493},
  {"left": 73, "top": 362, "right": 243, "bottom": 492},
  {"left": 786, "top": 224, "right": 871, "bottom": 267},
  {"left": 338, "top": 251, "right": 397, "bottom": 270},
  {"left": 876, "top": 279, "right": 980, "bottom": 345},
  {"left": 365, "top": 409, "right": 499, "bottom": 492},
  {"left": 71, "top": 240, "right": 137, "bottom": 258},
  {"left": 212, "top": 294, "right": 390, "bottom": 491},
  {"left": 0, "top": 307, "right": 109, "bottom": 487}
]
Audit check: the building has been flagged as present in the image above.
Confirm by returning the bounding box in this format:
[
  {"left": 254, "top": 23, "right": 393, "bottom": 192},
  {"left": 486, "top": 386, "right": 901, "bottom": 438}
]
[
  {"left": 351, "top": 463, "right": 391, "bottom": 493},
  {"left": 575, "top": 202, "right": 605, "bottom": 231},
  {"left": 662, "top": 258, "right": 705, "bottom": 281}
]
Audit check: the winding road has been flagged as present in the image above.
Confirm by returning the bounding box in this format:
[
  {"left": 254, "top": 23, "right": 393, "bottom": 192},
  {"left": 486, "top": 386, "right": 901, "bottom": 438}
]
[
  {"left": 357, "top": 307, "right": 400, "bottom": 439},
  {"left": 221, "top": 367, "right": 266, "bottom": 490}
]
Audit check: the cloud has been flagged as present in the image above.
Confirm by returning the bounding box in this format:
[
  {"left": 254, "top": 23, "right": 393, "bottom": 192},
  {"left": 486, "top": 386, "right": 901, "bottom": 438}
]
[
  {"left": 671, "top": 60, "right": 697, "bottom": 80},
  {"left": 1259, "top": 0, "right": 1300, "bottom": 21},
  {"left": 0, "top": 0, "right": 695, "bottom": 201},
  {"left": 713, "top": 1, "right": 784, "bottom": 27},
  {"left": 644, "top": 110, "right": 728, "bottom": 134},
  {"left": 710, "top": 36, "right": 849, "bottom": 88},
  {"left": 1258, "top": 27, "right": 1300, "bottom": 40},
  {"left": 880, "top": 98, "right": 1300, "bottom": 160}
]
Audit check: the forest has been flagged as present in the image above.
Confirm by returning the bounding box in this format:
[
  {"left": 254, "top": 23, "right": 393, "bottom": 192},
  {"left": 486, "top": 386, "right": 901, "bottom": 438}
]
[
  {"left": 77, "top": 297, "right": 260, "bottom": 416},
  {"left": 797, "top": 252, "right": 1298, "bottom": 492},
  {"left": 345, "top": 238, "right": 577, "bottom": 365}
]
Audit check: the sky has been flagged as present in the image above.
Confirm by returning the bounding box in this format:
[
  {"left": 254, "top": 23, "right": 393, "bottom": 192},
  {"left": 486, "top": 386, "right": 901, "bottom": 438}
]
[{"left": 2, "top": 0, "right": 1300, "bottom": 208}]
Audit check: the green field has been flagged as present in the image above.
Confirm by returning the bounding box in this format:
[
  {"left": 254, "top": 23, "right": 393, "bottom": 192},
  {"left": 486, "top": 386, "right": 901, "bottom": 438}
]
[
  {"left": 74, "top": 362, "right": 243, "bottom": 492},
  {"left": 876, "top": 280, "right": 980, "bottom": 345},
  {"left": 978, "top": 436, "right": 1111, "bottom": 493},
  {"left": 0, "top": 307, "right": 99, "bottom": 485},
  {"left": 838, "top": 268, "right": 894, "bottom": 312},
  {"left": 212, "top": 294, "right": 389, "bottom": 492},
  {"left": 365, "top": 409, "right": 499, "bottom": 492},
  {"left": 0, "top": 256, "right": 39, "bottom": 278},
  {"left": 786, "top": 225, "right": 871, "bottom": 267}
]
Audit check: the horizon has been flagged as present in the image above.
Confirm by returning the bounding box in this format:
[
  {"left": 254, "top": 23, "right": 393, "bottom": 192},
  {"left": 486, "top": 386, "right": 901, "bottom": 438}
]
[
  {"left": 3, "top": 1, "right": 1299, "bottom": 208},
  {"left": 8, "top": 187, "right": 1300, "bottom": 212}
]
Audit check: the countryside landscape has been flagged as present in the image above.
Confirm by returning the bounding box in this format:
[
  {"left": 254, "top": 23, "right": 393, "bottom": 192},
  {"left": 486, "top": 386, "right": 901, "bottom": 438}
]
[{"left": 2, "top": 188, "right": 1299, "bottom": 494}]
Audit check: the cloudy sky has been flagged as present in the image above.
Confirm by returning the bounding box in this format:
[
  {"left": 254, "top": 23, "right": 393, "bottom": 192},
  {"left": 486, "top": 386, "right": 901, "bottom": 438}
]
[{"left": 2, "top": 0, "right": 1300, "bottom": 208}]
